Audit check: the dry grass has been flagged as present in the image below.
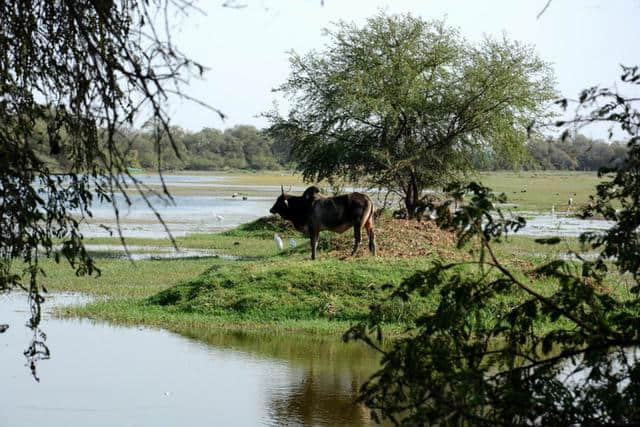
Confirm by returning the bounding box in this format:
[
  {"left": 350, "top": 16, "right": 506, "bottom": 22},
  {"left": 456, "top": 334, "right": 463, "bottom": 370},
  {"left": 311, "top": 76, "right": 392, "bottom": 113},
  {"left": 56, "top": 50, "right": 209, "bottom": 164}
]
[{"left": 325, "top": 214, "right": 457, "bottom": 259}]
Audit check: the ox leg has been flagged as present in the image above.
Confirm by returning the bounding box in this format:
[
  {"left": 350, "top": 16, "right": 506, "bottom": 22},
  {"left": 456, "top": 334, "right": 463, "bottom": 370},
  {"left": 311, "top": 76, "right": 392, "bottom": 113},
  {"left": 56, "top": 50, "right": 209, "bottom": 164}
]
[
  {"left": 365, "top": 222, "right": 376, "bottom": 256},
  {"left": 351, "top": 224, "right": 361, "bottom": 256},
  {"left": 310, "top": 229, "right": 319, "bottom": 260}
]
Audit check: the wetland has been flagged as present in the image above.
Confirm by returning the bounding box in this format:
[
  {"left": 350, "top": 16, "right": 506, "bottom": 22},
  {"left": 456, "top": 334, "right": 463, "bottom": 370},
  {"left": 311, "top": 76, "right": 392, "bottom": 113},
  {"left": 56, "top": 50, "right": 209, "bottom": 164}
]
[{"left": 3, "top": 170, "right": 617, "bottom": 426}]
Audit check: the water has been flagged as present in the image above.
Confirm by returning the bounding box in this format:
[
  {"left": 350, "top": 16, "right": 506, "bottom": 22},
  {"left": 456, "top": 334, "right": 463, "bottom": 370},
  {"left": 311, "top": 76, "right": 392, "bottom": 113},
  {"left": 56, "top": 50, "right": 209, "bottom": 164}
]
[
  {"left": 81, "top": 194, "right": 274, "bottom": 238},
  {"left": 519, "top": 213, "right": 614, "bottom": 237},
  {"left": 74, "top": 173, "right": 279, "bottom": 238},
  {"left": 77, "top": 174, "right": 376, "bottom": 238},
  {"left": 1, "top": 174, "right": 619, "bottom": 425},
  {"left": 79, "top": 174, "right": 613, "bottom": 239},
  {"left": 78, "top": 244, "right": 238, "bottom": 260},
  {"left": 0, "top": 293, "right": 383, "bottom": 426}
]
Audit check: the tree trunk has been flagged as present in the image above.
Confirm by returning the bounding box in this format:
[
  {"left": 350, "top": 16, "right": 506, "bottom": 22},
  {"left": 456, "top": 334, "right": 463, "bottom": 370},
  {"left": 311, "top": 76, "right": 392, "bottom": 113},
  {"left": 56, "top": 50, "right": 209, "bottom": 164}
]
[{"left": 404, "top": 172, "right": 420, "bottom": 219}]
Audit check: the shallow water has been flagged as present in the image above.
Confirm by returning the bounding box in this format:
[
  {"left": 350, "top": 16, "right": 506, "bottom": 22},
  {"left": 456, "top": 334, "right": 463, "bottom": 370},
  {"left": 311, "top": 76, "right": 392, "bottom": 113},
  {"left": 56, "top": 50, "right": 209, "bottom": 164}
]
[
  {"left": 79, "top": 244, "right": 237, "bottom": 260},
  {"left": 79, "top": 174, "right": 614, "bottom": 239},
  {"left": 519, "top": 213, "right": 613, "bottom": 237},
  {"left": 82, "top": 193, "right": 274, "bottom": 238},
  {"left": 73, "top": 173, "right": 274, "bottom": 238},
  {"left": 0, "top": 293, "right": 383, "bottom": 426},
  {"left": 77, "top": 174, "right": 381, "bottom": 238}
]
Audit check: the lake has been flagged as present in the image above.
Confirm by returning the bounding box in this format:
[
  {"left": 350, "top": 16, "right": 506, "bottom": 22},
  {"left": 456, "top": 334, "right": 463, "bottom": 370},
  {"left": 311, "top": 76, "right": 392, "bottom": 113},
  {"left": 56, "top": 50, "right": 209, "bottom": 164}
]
[{"left": 0, "top": 293, "right": 384, "bottom": 426}]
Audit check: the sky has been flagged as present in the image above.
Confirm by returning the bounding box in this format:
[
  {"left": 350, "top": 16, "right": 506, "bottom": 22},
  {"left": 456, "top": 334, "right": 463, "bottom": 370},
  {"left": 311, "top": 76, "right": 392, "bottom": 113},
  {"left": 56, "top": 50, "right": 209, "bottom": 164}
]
[{"left": 165, "top": 0, "right": 640, "bottom": 135}]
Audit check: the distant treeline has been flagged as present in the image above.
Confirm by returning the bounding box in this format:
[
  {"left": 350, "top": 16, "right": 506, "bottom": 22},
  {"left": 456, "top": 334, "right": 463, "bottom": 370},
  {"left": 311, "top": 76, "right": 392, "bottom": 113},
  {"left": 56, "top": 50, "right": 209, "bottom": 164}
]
[
  {"left": 36, "top": 124, "right": 291, "bottom": 172},
  {"left": 471, "top": 134, "right": 628, "bottom": 171},
  {"left": 122, "top": 125, "right": 291, "bottom": 171},
  {"left": 36, "top": 123, "right": 626, "bottom": 172}
]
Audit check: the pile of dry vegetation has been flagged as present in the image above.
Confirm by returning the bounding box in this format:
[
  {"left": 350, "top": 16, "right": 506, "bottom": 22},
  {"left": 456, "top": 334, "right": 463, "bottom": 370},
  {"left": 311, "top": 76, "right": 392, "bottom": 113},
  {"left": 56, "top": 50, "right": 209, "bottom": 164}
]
[{"left": 326, "top": 213, "right": 457, "bottom": 259}]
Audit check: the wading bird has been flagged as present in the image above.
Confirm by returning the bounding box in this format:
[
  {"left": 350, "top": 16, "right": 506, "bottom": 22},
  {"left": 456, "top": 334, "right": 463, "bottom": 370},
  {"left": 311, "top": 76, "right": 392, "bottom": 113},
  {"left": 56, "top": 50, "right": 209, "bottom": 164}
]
[{"left": 274, "top": 233, "right": 284, "bottom": 251}]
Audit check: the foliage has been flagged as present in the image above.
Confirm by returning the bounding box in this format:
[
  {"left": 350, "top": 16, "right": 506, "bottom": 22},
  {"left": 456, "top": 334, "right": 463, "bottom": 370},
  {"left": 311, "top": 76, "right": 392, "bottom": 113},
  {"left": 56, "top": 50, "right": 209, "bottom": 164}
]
[
  {"left": 526, "top": 134, "right": 627, "bottom": 171},
  {"left": 346, "top": 182, "right": 640, "bottom": 425},
  {"left": 0, "top": 0, "right": 210, "bottom": 379},
  {"left": 578, "top": 66, "right": 640, "bottom": 282},
  {"left": 266, "top": 12, "right": 556, "bottom": 217},
  {"left": 29, "top": 123, "right": 288, "bottom": 172},
  {"left": 345, "top": 66, "right": 640, "bottom": 425},
  {"left": 470, "top": 133, "right": 628, "bottom": 171}
]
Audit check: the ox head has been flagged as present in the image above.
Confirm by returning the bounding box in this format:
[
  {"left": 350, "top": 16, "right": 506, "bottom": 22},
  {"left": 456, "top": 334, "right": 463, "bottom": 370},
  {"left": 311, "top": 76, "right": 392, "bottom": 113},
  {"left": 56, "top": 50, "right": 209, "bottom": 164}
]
[
  {"left": 302, "top": 185, "right": 321, "bottom": 200},
  {"left": 269, "top": 185, "right": 290, "bottom": 215}
]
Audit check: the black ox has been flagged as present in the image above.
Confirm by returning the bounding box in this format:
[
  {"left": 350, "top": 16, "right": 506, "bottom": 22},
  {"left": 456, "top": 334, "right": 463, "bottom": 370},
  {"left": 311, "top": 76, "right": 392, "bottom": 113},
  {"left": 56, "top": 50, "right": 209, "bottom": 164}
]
[{"left": 269, "top": 186, "right": 376, "bottom": 260}]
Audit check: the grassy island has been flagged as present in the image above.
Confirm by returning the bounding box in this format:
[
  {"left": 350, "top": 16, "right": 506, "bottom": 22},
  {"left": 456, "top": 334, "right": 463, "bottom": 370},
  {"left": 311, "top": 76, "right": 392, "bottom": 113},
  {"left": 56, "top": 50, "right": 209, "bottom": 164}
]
[{"left": 37, "top": 209, "right": 630, "bottom": 341}]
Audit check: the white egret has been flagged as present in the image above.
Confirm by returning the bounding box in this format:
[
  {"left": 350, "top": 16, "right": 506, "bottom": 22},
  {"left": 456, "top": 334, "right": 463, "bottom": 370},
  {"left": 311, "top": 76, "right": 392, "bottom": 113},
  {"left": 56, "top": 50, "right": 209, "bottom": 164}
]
[{"left": 274, "top": 233, "right": 284, "bottom": 251}]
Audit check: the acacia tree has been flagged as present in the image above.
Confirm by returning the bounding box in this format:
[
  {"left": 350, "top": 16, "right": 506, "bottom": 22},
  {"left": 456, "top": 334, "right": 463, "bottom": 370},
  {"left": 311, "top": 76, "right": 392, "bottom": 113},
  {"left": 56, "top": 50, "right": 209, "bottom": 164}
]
[
  {"left": 345, "top": 66, "right": 640, "bottom": 425},
  {"left": 266, "top": 12, "right": 556, "bottom": 217},
  {"left": 0, "top": 0, "right": 219, "bottom": 379}
]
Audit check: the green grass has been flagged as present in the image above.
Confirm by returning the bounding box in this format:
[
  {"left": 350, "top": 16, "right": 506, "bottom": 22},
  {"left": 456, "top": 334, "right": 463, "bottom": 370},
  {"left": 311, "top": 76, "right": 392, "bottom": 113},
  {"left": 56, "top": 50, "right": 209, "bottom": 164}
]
[
  {"left": 59, "top": 256, "right": 436, "bottom": 335},
  {"left": 39, "top": 169, "right": 629, "bottom": 339},
  {"left": 475, "top": 170, "right": 602, "bottom": 212},
  {"left": 123, "top": 169, "right": 604, "bottom": 212},
  {"left": 47, "top": 226, "right": 637, "bottom": 339},
  {"left": 60, "top": 243, "right": 636, "bottom": 338},
  {"left": 42, "top": 217, "right": 303, "bottom": 300},
  {"left": 220, "top": 215, "right": 297, "bottom": 239},
  {"left": 62, "top": 298, "right": 397, "bottom": 336},
  {"left": 134, "top": 169, "right": 604, "bottom": 212},
  {"left": 82, "top": 230, "right": 281, "bottom": 258},
  {"left": 40, "top": 257, "right": 222, "bottom": 299},
  {"left": 144, "top": 257, "right": 432, "bottom": 321},
  {"left": 493, "top": 235, "right": 585, "bottom": 262},
  {"left": 54, "top": 230, "right": 634, "bottom": 336}
]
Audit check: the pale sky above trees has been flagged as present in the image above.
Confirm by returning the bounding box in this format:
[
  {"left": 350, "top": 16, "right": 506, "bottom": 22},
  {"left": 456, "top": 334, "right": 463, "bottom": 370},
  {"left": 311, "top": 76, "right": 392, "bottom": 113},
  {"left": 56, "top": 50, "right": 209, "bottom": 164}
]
[{"left": 165, "top": 0, "right": 639, "bottom": 137}]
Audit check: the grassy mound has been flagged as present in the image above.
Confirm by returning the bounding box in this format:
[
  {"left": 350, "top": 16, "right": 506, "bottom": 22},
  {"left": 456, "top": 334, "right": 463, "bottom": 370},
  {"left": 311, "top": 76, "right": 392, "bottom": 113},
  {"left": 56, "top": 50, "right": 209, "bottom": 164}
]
[
  {"left": 221, "top": 215, "right": 296, "bottom": 239},
  {"left": 144, "top": 257, "right": 435, "bottom": 324},
  {"left": 62, "top": 214, "right": 462, "bottom": 334},
  {"left": 124, "top": 214, "right": 458, "bottom": 331}
]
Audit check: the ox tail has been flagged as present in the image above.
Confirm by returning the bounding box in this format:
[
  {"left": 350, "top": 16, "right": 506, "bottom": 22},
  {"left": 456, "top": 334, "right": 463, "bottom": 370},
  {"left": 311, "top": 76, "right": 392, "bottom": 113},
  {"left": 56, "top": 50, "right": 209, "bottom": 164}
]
[{"left": 361, "top": 196, "right": 376, "bottom": 256}]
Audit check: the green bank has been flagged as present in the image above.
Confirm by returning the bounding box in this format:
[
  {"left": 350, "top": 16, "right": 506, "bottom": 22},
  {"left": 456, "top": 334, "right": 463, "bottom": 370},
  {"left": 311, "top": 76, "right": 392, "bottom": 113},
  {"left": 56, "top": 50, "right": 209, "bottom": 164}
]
[
  {"left": 37, "top": 170, "right": 615, "bottom": 337},
  {"left": 41, "top": 213, "right": 628, "bottom": 339},
  {"left": 55, "top": 215, "right": 441, "bottom": 335},
  {"left": 477, "top": 170, "right": 602, "bottom": 212}
]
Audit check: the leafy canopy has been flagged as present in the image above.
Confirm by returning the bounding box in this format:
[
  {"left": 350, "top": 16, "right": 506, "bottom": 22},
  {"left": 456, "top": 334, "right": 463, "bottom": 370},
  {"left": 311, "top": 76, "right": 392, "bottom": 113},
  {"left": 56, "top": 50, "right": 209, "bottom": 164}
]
[
  {"left": 346, "top": 66, "right": 640, "bottom": 425},
  {"left": 0, "top": 0, "right": 210, "bottom": 379},
  {"left": 267, "top": 12, "right": 556, "bottom": 216}
]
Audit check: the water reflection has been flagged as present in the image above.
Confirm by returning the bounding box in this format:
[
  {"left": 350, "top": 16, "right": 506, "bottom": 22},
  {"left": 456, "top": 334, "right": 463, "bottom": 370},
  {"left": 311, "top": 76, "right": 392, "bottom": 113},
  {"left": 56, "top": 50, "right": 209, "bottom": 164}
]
[
  {"left": 174, "top": 328, "right": 382, "bottom": 426},
  {"left": 1, "top": 293, "right": 384, "bottom": 426}
]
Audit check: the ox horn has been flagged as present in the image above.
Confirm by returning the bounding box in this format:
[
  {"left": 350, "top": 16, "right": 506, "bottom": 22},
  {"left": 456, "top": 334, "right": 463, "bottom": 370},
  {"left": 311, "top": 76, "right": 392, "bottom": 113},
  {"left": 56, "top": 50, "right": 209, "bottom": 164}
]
[{"left": 281, "top": 185, "right": 284, "bottom": 195}]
